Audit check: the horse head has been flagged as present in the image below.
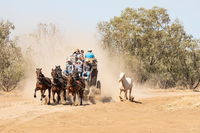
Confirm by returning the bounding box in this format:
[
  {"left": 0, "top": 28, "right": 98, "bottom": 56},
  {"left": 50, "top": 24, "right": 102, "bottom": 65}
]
[
  {"left": 119, "top": 72, "right": 125, "bottom": 82},
  {"left": 36, "top": 68, "right": 42, "bottom": 79},
  {"left": 51, "top": 68, "right": 58, "bottom": 79},
  {"left": 55, "top": 65, "right": 62, "bottom": 77},
  {"left": 66, "top": 74, "right": 74, "bottom": 88}
]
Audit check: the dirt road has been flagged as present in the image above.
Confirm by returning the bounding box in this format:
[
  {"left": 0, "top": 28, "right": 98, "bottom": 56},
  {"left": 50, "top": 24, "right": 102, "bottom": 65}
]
[{"left": 0, "top": 89, "right": 200, "bottom": 133}]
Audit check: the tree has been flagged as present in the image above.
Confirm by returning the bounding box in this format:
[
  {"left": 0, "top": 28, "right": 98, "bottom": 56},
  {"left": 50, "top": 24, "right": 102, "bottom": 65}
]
[{"left": 0, "top": 20, "right": 24, "bottom": 91}]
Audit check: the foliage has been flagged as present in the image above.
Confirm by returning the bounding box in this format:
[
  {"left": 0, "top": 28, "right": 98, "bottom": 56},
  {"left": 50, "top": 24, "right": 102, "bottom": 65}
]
[
  {"left": 0, "top": 20, "right": 25, "bottom": 91},
  {"left": 98, "top": 7, "right": 200, "bottom": 89}
]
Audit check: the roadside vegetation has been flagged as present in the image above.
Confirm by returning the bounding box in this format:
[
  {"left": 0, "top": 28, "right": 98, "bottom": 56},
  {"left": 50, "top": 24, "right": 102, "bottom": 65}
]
[
  {"left": 0, "top": 20, "right": 25, "bottom": 91},
  {"left": 98, "top": 7, "right": 200, "bottom": 89}
]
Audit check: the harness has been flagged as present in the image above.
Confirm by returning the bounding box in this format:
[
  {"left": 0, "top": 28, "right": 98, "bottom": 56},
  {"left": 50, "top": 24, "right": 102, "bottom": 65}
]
[
  {"left": 37, "top": 73, "right": 51, "bottom": 87},
  {"left": 67, "top": 76, "right": 85, "bottom": 90}
]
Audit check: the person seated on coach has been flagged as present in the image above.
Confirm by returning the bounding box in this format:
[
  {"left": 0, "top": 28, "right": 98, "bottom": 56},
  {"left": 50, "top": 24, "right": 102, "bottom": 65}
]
[
  {"left": 72, "top": 49, "right": 81, "bottom": 58},
  {"left": 63, "top": 59, "right": 74, "bottom": 76},
  {"left": 82, "top": 61, "right": 92, "bottom": 80},
  {"left": 85, "top": 49, "right": 95, "bottom": 63},
  {"left": 74, "top": 60, "right": 83, "bottom": 77},
  {"left": 79, "top": 50, "right": 85, "bottom": 61}
]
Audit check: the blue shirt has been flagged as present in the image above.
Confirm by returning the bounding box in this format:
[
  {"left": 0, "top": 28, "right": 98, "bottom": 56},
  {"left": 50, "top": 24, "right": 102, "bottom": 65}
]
[{"left": 85, "top": 52, "right": 95, "bottom": 58}]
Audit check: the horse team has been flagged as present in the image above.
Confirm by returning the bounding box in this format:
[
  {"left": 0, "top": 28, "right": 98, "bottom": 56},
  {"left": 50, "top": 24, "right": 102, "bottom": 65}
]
[
  {"left": 35, "top": 65, "right": 134, "bottom": 105},
  {"left": 34, "top": 66, "right": 85, "bottom": 105}
]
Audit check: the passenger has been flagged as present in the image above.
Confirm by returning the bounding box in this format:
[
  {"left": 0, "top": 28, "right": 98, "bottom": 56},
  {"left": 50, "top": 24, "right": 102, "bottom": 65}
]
[
  {"left": 80, "top": 50, "right": 85, "bottom": 61},
  {"left": 85, "top": 49, "right": 95, "bottom": 63},
  {"left": 77, "top": 51, "right": 82, "bottom": 60},
  {"left": 63, "top": 59, "right": 74, "bottom": 75},
  {"left": 91, "top": 59, "right": 98, "bottom": 70},
  {"left": 82, "top": 61, "right": 92, "bottom": 80},
  {"left": 72, "top": 49, "right": 81, "bottom": 57},
  {"left": 74, "top": 60, "right": 83, "bottom": 77}
]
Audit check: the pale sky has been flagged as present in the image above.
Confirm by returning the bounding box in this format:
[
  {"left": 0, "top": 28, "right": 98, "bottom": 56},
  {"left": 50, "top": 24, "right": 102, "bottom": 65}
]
[{"left": 0, "top": 0, "right": 199, "bottom": 38}]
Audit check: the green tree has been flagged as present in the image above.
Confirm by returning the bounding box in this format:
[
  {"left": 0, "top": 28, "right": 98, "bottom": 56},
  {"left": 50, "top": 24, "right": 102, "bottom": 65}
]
[{"left": 0, "top": 20, "right": 25, "bottom": 91}]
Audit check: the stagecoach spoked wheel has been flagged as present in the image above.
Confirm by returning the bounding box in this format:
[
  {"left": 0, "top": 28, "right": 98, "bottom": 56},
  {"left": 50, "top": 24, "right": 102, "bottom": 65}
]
[
  {"left": 96, "top": 80, "right": 101, "bottom": 89},
  {"left": 95, "top": 80, "right": 101, "bottom": 95}
]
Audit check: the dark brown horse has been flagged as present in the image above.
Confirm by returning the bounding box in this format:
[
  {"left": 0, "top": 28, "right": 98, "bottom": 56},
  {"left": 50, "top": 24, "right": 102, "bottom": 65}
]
[
  {"left": 55, "top": 65, "right": 67, "bottom": 101},
  {"left": 34, "top": 68, "right": 51, "bottom": 104},
  {"left": 66, "top": 74, "right": 85, "bottom": 105},
  {"left": 51, "top": 68, "right": 62, "bottom": 104}
]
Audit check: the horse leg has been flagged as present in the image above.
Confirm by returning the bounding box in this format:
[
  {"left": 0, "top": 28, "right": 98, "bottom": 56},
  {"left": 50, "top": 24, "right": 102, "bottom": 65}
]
[
  {"left": 57, "top": 91, "right": 61, "bottom": 104},
  {"left": 52, "top": 90, "right": 56, "bottom": 103},
  {"left": 43, "top": 89, "right": 46, "bottom": 98},
  {"left": 40, "top": 90, "right": 43, "bottom": 101},
  {"left": 129, "top": 87, "right": 132, "bottom": 101},
  {"left": 125, "top": 91, "right": 128, "bottom": 100},
  {"left": 88, "top": 87, "right": 92, "bottom": 101},
  {"left": 63, "top": 89, "right": 67, "bottom": 101},
  {"left": 119, "top": 90, "right": 123, "bottom": 101},
  {"left": 79, "top": 90, "right": 83, "bottom": 105},
  {"left": 34, "top": 88, "right": 38, "bottom": 98},
  {"left": 48, "top": 88, "right": 51, "bottom": 105},
  {"left": 73, "top": 93, "right": 76, "bottom": 105}
]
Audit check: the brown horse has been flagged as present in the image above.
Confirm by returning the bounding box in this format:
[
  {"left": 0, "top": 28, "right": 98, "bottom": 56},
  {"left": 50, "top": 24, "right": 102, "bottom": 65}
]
[
  {"left": 51, "top": 68, "right": 62, "bottom": 104},
  {"left": 66, "top": 74, "right": 85, "bottom": 105},
  {"left": 55, "top": 65, "right": 67, "bottom": 101},
  {"left": 34, "top": 68, "right": 51, "bottom": 104}
]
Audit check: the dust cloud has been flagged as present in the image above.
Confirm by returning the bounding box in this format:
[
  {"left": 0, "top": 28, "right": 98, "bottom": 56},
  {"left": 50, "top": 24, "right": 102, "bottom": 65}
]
[{"left": 17, "top": 23, "right": 120, "bottom": 101}]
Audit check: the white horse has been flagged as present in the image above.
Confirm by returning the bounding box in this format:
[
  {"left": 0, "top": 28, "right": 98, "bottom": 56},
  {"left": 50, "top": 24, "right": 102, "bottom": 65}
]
[{"left": 118, "top": 72, "right": 133, "bottom": 101}]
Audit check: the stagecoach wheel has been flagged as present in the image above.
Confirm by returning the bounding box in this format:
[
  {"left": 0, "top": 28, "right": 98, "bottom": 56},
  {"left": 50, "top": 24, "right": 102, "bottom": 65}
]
[
  {"left": 92, "top": 76, "right": 97, "bottom": 86},
  {"left": 96, "top": 80, "right": 101, "bottom": 89},
  {"left": 96, "top": 80, "right": 101, "bottom": 95}
]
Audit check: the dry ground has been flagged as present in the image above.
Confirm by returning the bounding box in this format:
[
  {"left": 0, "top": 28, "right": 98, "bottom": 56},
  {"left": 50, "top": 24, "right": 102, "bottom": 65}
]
[{"left": 0, "top": 89, "right": 200, "bottom": 133}]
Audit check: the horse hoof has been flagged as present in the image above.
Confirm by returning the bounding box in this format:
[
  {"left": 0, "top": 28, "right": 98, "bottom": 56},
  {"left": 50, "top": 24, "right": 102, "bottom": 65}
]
[
  {"left": 129, "top": 97, "right": 134, "bottom": 102},
  {"left": 34, "top": 95, "right": 36, "bottom": 98},
  {"left": 72, "top": 103, "right": 78, "bottom": 106},
  {"left": 53, "top": 100, "right": 56, "bottom": 103},
  {"left": 119, "top": 96, "right": 123, "bottom": 101}
]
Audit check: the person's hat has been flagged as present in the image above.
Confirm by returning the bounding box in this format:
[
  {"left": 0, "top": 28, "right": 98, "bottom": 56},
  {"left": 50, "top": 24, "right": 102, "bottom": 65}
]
[
  {"left": 66, "top": 58, "right": 71, "bottom": 62},
  {"left": 88, "top": 49, "right": 92, "bottom": 52}
]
